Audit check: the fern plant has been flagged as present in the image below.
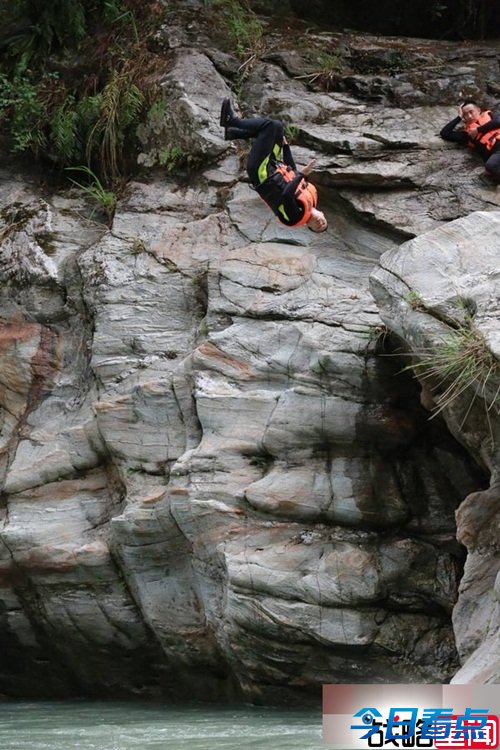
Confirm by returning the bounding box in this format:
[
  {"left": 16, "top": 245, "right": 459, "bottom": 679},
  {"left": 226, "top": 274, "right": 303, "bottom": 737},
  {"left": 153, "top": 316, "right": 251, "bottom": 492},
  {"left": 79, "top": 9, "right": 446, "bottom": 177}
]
[
  {"left": 158, "top": 145, "right": 186, "bottom": 172},
  {"left": 2, "top": 0, "right": 87, "bottom": 70},
  {"left": 1, "top": 1, "right": 130, "bottom": 68},
  {"left": 50, "top": 99, "right": 79, "bottom": 164},
  {"left": 86, "top": 70, "right": 144, "bottom": 179}
]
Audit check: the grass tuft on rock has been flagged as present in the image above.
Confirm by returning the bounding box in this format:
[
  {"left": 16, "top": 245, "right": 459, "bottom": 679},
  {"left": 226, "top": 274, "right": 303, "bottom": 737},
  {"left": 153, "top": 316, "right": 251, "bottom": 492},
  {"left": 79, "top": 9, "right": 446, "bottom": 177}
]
[{"left": 403, "top": 321, "right": 500, "bottom": 439}]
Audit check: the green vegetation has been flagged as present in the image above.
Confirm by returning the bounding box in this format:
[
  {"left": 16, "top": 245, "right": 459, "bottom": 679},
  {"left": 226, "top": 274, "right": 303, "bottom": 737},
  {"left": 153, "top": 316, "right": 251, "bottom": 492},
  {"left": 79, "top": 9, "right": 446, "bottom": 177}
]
[
  {"left": 297, "top": 50, "right": 345, "bottom": 91},
  {"left": 405, "top": 322, "right": 500, "bottom": 438},
  {"left": 158, "top": 146, "right": 188, "bottom": 173},
  {"left": 0, "top": 72, "right": 45, "bottom": 153},
  {"left": 387, "top": 51, "right": 410, "bottom": 74},
  {"left": 284, "top": 124, "right": 300, "bottom": 144},
  {"left": 66, "top": 165, "right": 117, "bottom": 223},
  {"left": 0, "top": 0, "right": 164, "bottom": 183},
  {"left": 85, "top": 70, "right": 144, "bottom": 180},
  {"left": 0, "top": 1, "right": 141, "bottom": 71},
  {"left": 130, "top": 238, "right": 146, "bottom": 254},
  {"left": 405, "top": 290, "right": 426, "bottom": 311},
  {"left": 204, "top": 0, "right": 264, "bottom": 70},
  {"left": 198, "top": 319, "right": 209, "bottom": 338}
]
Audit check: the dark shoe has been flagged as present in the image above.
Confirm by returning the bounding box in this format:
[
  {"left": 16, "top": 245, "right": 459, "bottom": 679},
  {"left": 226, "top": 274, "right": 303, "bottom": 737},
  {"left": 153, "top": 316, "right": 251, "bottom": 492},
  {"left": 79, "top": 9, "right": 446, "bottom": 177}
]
[
  {"left": 224, "top": 126, "right": 251, "bottom": 141},
  {"left": 220, "top": 97, "right": 235, "bottom": 127}
]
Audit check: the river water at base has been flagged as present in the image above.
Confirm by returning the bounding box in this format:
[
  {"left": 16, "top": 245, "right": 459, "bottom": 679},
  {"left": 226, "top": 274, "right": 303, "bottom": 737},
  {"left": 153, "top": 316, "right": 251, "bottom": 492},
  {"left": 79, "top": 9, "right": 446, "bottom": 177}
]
[{"left": 0, "top": 702, "right": 326, "bottom": 750}]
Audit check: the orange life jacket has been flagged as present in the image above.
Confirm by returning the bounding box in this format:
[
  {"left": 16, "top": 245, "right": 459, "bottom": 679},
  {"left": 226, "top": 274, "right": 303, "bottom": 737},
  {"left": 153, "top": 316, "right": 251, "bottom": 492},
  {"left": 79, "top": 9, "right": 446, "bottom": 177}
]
[
  {"left": 464, "top": 111, "right": 500, "bottom": 151},
  {"left": 273, "top": 163, "right": 318, "bottom": 226}
]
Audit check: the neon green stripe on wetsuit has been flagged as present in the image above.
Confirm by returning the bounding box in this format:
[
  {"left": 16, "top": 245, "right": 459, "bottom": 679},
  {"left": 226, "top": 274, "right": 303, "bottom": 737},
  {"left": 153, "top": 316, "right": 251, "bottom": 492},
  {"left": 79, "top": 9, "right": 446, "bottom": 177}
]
[
  {"left": 257, "top": 143, "right": 291, "bottom": 220},
  {"left": 257, "top": 143, "right": 282, "bottom": 184}
]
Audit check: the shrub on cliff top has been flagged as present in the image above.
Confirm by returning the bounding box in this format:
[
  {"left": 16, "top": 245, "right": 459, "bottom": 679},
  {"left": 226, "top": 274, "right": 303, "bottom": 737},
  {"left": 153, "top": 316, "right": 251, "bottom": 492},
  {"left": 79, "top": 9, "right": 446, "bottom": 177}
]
[{"left": 0, "top": 0, "right": 164, "bottom": 182}]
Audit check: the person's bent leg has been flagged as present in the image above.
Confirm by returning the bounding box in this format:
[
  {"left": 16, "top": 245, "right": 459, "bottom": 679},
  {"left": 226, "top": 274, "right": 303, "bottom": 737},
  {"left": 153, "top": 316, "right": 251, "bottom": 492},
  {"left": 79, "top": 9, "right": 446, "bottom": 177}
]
[
  {"left": 219, "top": 99, "right": 284, "bottom": 185},
  {"left": 225, "top": 127, "right": 253, "bottom": 140},
  {"left": 242, "top": 118, "right": 284, "bottom": 185}
]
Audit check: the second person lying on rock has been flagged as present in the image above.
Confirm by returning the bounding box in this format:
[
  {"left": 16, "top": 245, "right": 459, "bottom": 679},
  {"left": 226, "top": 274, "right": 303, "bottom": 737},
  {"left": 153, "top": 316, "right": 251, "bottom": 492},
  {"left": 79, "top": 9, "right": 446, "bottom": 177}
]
[{"left": 440, "top": 99, "right": 500, "bottom": 185}]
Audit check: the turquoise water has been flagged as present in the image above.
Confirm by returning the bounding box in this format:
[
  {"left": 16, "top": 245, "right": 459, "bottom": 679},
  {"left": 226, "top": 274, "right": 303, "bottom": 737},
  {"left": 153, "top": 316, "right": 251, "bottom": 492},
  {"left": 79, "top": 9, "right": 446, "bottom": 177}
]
[{"left": 0, "top": 702, "right": 325, "bottom": 749}]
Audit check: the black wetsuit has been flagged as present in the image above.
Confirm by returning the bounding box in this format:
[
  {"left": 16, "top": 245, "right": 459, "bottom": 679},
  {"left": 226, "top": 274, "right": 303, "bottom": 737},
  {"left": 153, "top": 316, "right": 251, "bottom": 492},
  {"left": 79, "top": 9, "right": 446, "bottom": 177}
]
[
  {"left": 440, "top": 111, "right": 500, "bottom": 178},
  {"left": 228, "top": 116, "right": 308, "bottom": 226}
]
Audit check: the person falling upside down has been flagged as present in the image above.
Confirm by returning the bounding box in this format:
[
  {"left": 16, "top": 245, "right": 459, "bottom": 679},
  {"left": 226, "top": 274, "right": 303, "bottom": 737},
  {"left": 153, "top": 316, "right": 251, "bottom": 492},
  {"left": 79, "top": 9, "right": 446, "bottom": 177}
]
[{"left": 220, "top": 98, "right": 328, "bottom": 232}]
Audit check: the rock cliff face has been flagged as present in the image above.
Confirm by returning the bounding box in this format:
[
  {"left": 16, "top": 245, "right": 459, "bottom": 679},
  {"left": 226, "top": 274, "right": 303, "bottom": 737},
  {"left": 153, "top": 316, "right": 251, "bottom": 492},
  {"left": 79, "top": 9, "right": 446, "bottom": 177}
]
[
  {"left": 0, "top": 22, "right": 498, "bottom": 700},
  {"left": 370, "top": 212, "right": 500, "bottom": 685}
]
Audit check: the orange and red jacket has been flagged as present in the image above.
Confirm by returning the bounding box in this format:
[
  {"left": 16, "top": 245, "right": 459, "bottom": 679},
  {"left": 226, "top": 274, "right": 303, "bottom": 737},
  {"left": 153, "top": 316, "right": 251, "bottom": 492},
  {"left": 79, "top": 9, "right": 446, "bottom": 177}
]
[
  {"left": 464, "top": 111, "right": 500, "bottom": 152},
  {"left": 255, "top": 162, "right": 318, "bottom": 227}
]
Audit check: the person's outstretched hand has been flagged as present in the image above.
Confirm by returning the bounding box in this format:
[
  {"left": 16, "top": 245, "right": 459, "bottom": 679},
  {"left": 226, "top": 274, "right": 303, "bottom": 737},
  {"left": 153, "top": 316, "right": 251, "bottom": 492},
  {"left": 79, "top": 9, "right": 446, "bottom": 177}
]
[{"left": 302, "top": 158, "right": 316, "bottom": 176}]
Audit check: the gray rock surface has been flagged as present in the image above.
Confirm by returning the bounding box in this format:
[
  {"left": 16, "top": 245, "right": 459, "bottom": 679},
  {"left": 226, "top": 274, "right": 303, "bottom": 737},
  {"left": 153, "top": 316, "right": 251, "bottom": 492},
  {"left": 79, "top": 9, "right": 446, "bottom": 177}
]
[
  {"left": 370, "top": 212, "right": 500, "bottom": 683},
  {"left": 0, "top": 24, "right": 498, "bottom": 700}
]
